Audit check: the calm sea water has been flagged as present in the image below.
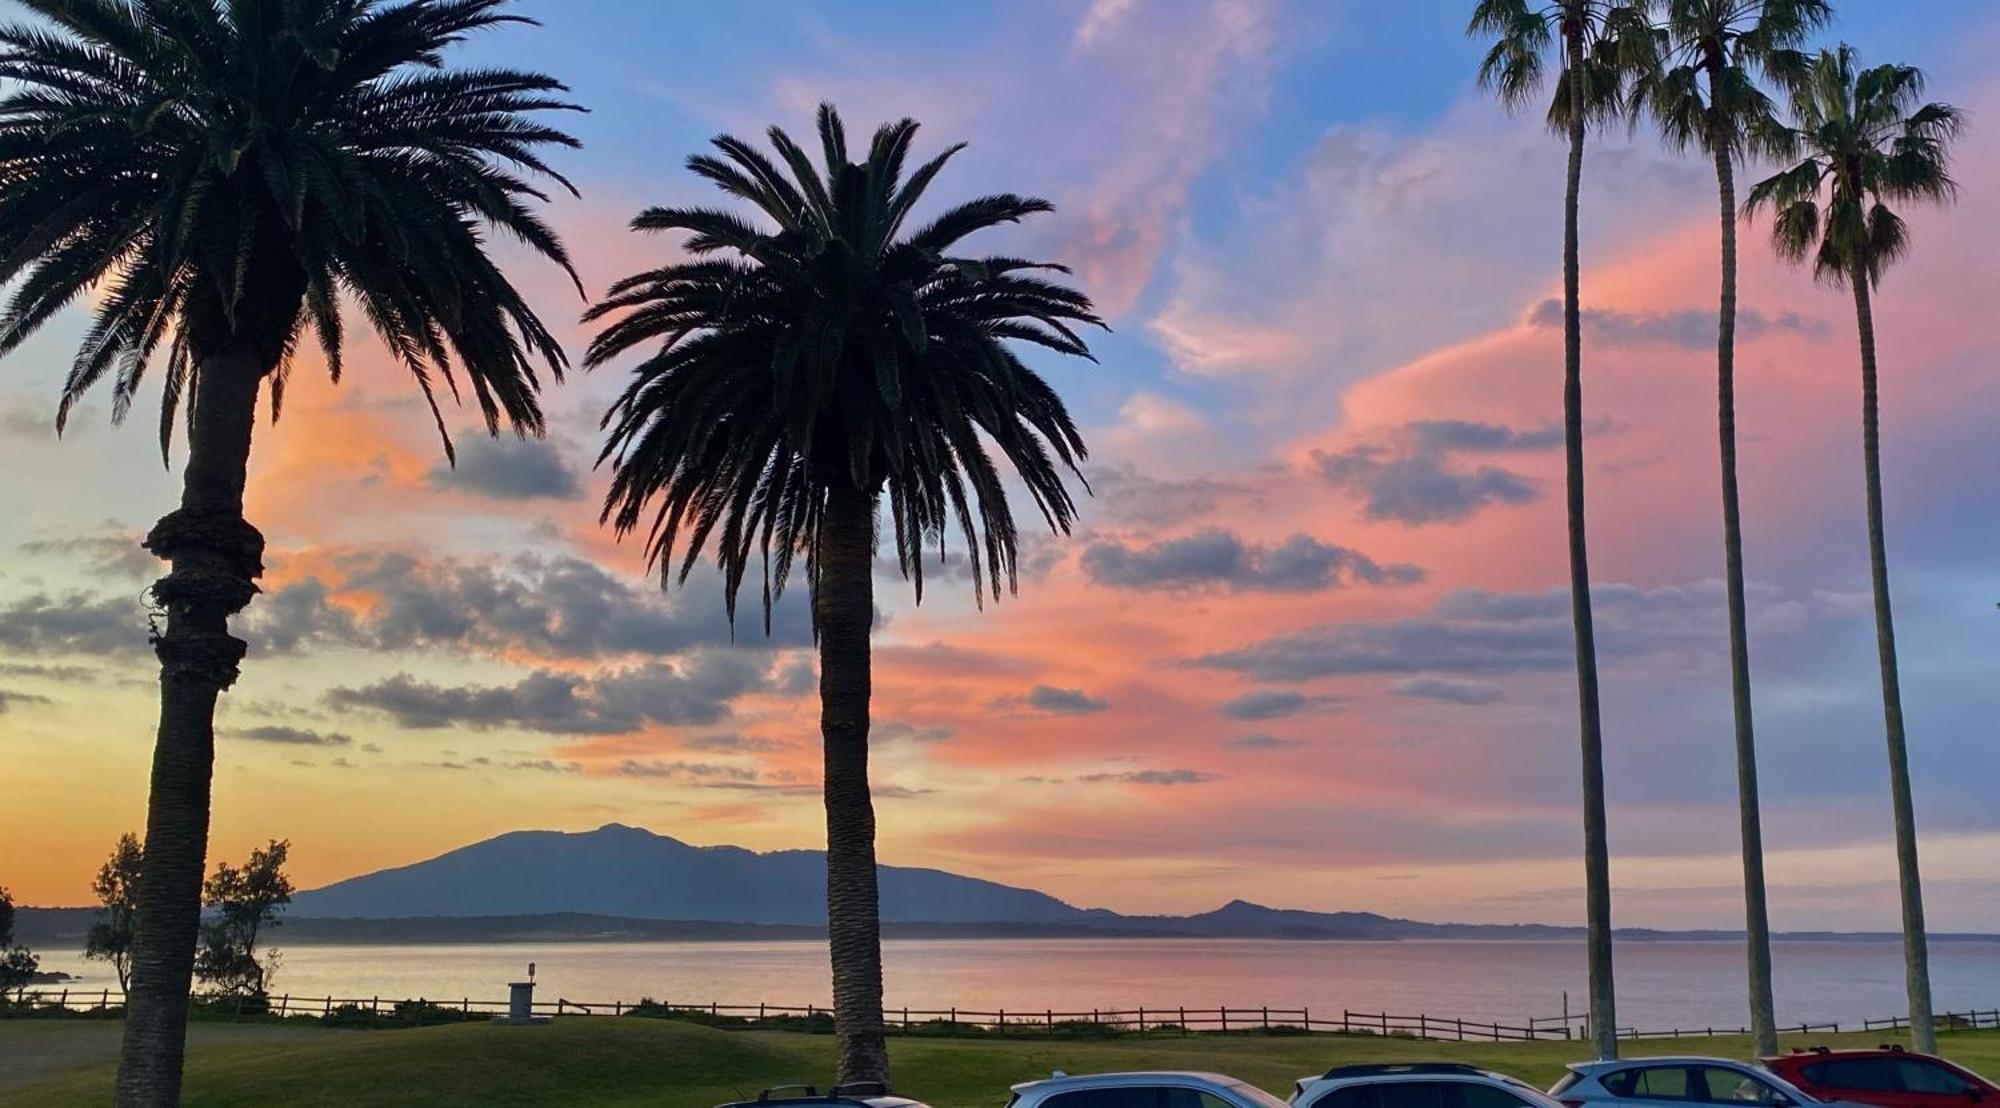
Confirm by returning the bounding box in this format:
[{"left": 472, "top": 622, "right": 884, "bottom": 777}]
[{"left": 34, "top": 938, "right": 2000, "bottom": 1030}]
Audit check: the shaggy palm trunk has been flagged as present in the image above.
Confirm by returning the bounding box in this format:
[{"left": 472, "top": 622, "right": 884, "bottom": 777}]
[
  {"left": 117, "top": 350, "right": 266, "bottom": 1107},
  {"left": 1850, "top": 268, "right": 1935, "bottom": 1054},
  {"left": 1713, "top": 146, "right": 1778, "bottom": 1058},
  {"left": 1563, "top": 29, "right": 1617, "bottom": 1064},
  {"left": 817, "top": 483, "right": 890, "bottom": 1086}
]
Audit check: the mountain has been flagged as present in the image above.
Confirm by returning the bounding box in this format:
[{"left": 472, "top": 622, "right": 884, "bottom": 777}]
[
  {"left": 289, "top": 823, "right": 1089, "bottom": 926},
  {"left": 21, "top": 823, "right": 1968, "bottom": 945},
  {"left": 280, "top": 825, "right": 2000, "bottom": 942}
]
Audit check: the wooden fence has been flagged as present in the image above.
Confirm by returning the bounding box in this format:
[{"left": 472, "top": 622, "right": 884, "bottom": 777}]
[{"left": 10, "top": 988, "right": 1999, "bottom": 1041}]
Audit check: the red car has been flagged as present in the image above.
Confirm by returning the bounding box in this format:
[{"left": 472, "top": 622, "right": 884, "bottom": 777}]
[{"left": 1763, "top": 1048, "right": 1997, "bottom": 1108}]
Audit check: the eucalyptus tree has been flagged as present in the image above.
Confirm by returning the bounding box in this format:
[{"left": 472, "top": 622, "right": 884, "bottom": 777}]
[
  {"left": 584, "top": 105, "right": 1100, "bottom": 1084},
  {"left": 1626, "top": 0, "right": 1830, "bottom": 1058},
  {"left": 0, "top": 2, "right": 580, "bottom": 1101},
  {"left": 1467, "top": 0, "right": 1638, "bottom": 1060},
  {"left": 1746, "top": 44, "right": 1960, "bottom": 1054}
]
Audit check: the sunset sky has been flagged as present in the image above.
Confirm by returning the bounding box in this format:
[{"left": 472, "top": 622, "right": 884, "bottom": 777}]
[{"left": 1, "top": 0, "right": 1995, "bottom": 932}]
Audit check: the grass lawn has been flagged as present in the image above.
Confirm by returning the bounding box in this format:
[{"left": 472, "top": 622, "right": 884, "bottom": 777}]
[{"left": 1, "top": 1019, "right": 1994, "bottom": 1108}]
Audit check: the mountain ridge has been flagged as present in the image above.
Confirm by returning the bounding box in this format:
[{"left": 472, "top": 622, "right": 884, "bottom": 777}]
[{"left": 21, "top": 825, "right": 1999, "bottom": 944}]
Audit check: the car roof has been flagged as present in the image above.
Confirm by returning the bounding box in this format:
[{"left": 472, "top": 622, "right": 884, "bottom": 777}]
[
  {"left": 1569, "top": 1057, "right": 1765, "bottom": 1072},
  {"left": 1013, "top": 1072, "right": 1247, "bottom": 1094},
  {"left": 1766, "top": 1048, "right": 1923, "bottom": 1062}
]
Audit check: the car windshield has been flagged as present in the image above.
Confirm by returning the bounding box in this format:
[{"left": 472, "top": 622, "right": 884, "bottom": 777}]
[{"left": 1231, "top": 1082, "right": 1295, "bottom": 1108}]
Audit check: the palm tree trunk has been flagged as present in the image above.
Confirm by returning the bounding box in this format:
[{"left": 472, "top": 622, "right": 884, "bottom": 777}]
[
  {"left": 116, "top": 350, "right": 266, "bottom": 1107},
  {"left": 817, "top": 482, "right": 890, "bottom": 1086},
  {"left": 1563, "top": 27, "right": 1617, "bottom": 1064},
  {"left": 1714, "top": 146, "right": 1778, "bottom": 1058},
  {"left": 1850, "top": 268, "right": 1934, "bottom": 1054}
]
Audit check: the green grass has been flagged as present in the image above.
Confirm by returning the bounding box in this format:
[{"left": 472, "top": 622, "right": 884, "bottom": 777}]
[{"left": 2, "top": 1019, "right": 1995, "bottom": 1108}]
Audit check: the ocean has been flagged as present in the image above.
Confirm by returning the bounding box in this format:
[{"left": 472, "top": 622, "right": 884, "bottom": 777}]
[{"left": 31, "top": 937, "right": 2000, "bottom": 1032}]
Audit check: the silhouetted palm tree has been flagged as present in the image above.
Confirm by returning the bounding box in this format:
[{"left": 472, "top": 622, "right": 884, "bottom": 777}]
[
  {"left": 584, "top": 105, "right": 1100, "bottom": 1085},
  {"left": 1626, "top": 0, "right": 1829, "bottom": 1058},
  {"left": 1746, "top": 44, "right": 1960, "bottom": 1055},
  {"left": 1468, "top": 0, "right": 1634, "bottom": 1061},
  {"left": 0, "top": 2, "right": 578, "bottom": 1101}
]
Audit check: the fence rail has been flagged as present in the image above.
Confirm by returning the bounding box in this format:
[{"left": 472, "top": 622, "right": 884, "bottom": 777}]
[{"left": 9, "top": 989, "right": 1999, "bottom": 1041}]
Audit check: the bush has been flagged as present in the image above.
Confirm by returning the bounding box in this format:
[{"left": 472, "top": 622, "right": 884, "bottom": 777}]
[{"left": 391, "top": 999, "right": 481, "bottom": 1026}]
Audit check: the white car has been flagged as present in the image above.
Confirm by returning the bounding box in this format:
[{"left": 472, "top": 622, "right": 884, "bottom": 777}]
[
  {"left": 1008, "top": 1071, "right": 1294, "bottom": 1108},
  {"left": 1551, "top": 1057, "right": 1871, "bottom": 1108},
  {"left": 1292, "top": 1062, "right": 1569, "bottom": 1108}
]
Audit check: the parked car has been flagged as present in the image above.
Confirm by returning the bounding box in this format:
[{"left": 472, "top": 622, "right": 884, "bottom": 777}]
[
  {"left": 1763, "top": 1047, "right": 1998, "bottom": 1108},
  {"left": 1551, "top": 1057, "right": 1863, "bottom": 1108},
  {"left": 717, "top": 1084, "right": 933, "bottom": 1108},
  {"left": 1008, "top": 1071, "right": 1293, "bottom": 1108},
  {"left": 1292, "top": 1062, "right": 1568, "bottom": 1108}
]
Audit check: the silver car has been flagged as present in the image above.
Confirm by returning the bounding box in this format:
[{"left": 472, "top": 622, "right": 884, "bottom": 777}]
[
  {"left": 1009, "top": 1071, "right": 1294, "bottom": 1108},
  {"left": 1295, "top": 1062, "right": 1570, "bottom": 1108},
  {"left": 1553, "top": 1057, "right": 1870, "bottom": 1108}
]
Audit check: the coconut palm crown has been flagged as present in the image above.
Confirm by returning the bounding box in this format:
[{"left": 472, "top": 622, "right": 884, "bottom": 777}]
[
  {"left": 1626, "top": 0, "right": 1826, "bottom": 158},
  {"left": 587, "top": 103, "right": 1102, "bottom": 621},
  {"left": 1470, "top": 0, "right": 1637, "bottom": 130},
  {"left": 1746, "top": 44, "right": 1962, "bottom": 288},
  {"left": 0, "top": 0, "right": 581, "bottom": 454}
]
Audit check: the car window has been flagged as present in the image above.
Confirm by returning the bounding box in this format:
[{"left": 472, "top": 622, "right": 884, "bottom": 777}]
[
  {"left": 1696, "top": 1068, "right": 1786, "bottom": 1105},
  {"left": 1311, "top": 1089, "right": 1379, "bottom": 1108},
  {"left": 1043, "top": 1089, "right": 1169, "bottom": 1108},
  {"left": 1377, "top": 1083, "right": 1453, "bottom": 1108},
  {"left": 1456, "top": 1084, "right": 1536, "bottom": 1108},
  {"left": 1621, "top": 1067, "right": 1696, "bottom": 1101},
  {"left": 1803, "top": 1060, "right": 1901, "bottom": 1093},
  {"left": 1899, "top": 1062, "right": 1971, "bottom": 1096}
]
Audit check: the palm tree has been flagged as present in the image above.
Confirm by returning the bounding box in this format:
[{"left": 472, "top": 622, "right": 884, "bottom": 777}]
[
  {"left": 1626, "top": 0, "right": 1829, "bottom": 1058},
  {"left": 584, "top": 105, "right": 1100, "bottom": 1085},
  {"left": 1746, "top": 44, "right": 1960, "bottom": 1055},
  {"left": 0, "top": 2, "right": 579, "bottom": 1101},
  {"left": 1468, "top": 0, "right": 1634, "bottom": 1061}
]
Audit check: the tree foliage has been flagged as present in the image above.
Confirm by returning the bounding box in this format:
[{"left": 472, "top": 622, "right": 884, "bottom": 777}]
[
  {"left": 0, "top": 885, "right": 38, "bottom": 995},
  {"left": 1745, "top": 44, "right": 1963, "bottom": 288},
  {"left": 193, "top": 840, "right": 292, "bottom": 998},
  {"left": 587, "top": 103, "right": 1102, "bottom": 625},
  {"left": 0, "top": 0, "right": 583, "bottom": 456},
  {"left": 85, "top": 833, "right": 145, "bottom": 992}
]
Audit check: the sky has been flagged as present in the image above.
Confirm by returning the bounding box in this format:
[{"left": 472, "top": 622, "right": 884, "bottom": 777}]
[{"left": 0, "top": 0, "right": 1996, "bottom": 932}]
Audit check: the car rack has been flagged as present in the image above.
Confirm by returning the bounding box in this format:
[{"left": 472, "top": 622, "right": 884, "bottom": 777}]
[
  {"left": 725, "top": 1084, "right": 896, "bottom": 1108},
  {"left": 1321, "top": 1064, "right": 1489, "bottom": 1080}
]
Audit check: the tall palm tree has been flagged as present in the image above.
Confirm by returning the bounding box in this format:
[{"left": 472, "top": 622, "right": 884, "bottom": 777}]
[
  {"left": 1626, "top": 0, "right": 1829, "bottom": 1058},
  {"left": 584, "top": 105, "right": 1100, "bottom": 1085},
  {"left": 0, "top": 2, "right": 579, "bottom": 1102},
  {"left": 1746, "top": 44, "right": 1960, "bottom": 1055},
  {"left": 1468, "top": 0, "right": 1634, "bottom": 1061}
]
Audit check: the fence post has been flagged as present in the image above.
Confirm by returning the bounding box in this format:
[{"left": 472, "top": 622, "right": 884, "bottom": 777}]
[
  {"left": 1343, "top": 1008, "right": 1352, "bottom": 1033},
  {"left": 1420, "top": 1013, "right": 1428, "bottom": 1039},
  {"left": 1138, "top": 1005, "right": 1146, "bottom": 1031},
  {"left": 1303, "top": 1006, "right": 1311, "bottom": 1033},
  {"left": 998, "top": 1008, "right": 1006, "bottom": 1035},
  {"left": 1382, "top": 1011, "right": 1390, "bottom": 1036},
  {"left": 1221, "top": 1006, "right": 1229, "bottom": 1033}
]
